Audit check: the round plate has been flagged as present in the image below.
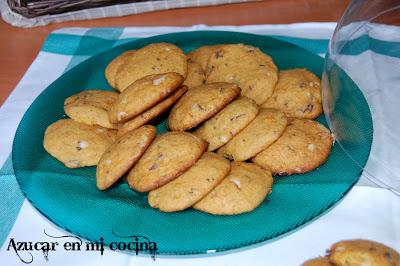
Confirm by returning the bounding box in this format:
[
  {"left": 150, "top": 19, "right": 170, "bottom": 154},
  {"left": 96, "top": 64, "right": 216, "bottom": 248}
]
[{"left": 12, "top": 31, "right": 372, "bottom": 255}]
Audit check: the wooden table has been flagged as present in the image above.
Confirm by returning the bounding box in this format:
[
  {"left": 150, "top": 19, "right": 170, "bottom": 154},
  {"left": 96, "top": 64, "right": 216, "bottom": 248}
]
[{"left": 0, "top": 0, "right": 350, "bottom": 106}]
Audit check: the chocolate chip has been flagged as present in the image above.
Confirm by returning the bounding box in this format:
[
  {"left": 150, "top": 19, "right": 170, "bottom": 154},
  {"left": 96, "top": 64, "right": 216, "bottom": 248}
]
[
  {"left": 207, "top": 65, "right": 215, "bottom": 76},
  {"left": 149, "top": 163, "right": 158, "bottom": 171},
  {"left": 384, "top": 252, "right": 392, "bottom": 259},
  {"left": 215, "top": 51, "right": 223, "bottom": 59},
  {"left": 299, "top": 82, "right": 307, "bottom": 88},
  {"left": 224, "top": 153, "right": 234, "bottom": 161},
  {"left": 230, "top": 114, "right": 246, "bottom": 121},
  {"left": 304, "top": 104, "right": 314, "bottom": 113},
  {"left": 196, "top": 104, "right": 205, "bottom": 111},
  {"left": 259, "top": 64, "right": 266, "bottom": 67}
]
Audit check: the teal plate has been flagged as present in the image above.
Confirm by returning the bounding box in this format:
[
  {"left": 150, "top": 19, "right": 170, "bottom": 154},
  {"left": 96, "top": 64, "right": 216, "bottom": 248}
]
[{"left": 12, "top": 31, "right": 373, "bottom": 255}]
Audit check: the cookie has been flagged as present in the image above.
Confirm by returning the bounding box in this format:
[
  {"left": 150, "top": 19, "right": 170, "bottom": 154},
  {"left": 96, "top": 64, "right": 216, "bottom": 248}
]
[
  {"left": 117, "top": 86, "right": 188, "bottom": 138},
  {"left": 115, "top": 43, "right": 187, "bottom": 91},
  {"left": 253, "top": 119, "right": 333, "bottom": 175},
  {"left": 96, "top": 125, "right": 156, "bottom": 190},
  {"left": 109, "top": 72, "right": 184, "bottom": 124},
  {"left": 193, "top": 162, "right": 273, "bottom": 215},
  {"left": 105, "top": 50, "right": 135, "bottom": 89},
  {"left": 64, "top": 90, "right": 119, "bottom": 129},
  {"left": 148, "top": 152, "right": 230, "bottom": 212},
  {"left": 329, "top": 239, "right": 400, "bottom": 266},
  {"left": 262, "top": 68, "right": 322, "bottom": 119},
  {"left": 168, "top": 82, "right": 241, "bottom": 131},
  {"left": 205, "top": 44, "right": 278, "bottom": 105},
  {"left": 217, "top": 108, "right": 287, "bottom": 161},
  {"left": 127, "top": 132, "right": 208, "bottom": 192},
  {"left": 188, "top": 45, "right": 220, "bottom": 71},
  {"left": 194, "top": 96, "right": 259, "bottom": 151},
  {"left": 183, "top": 60, "right": 205, "bottom": 89},
  {"left": 43, "top": 119, "right": 116, "bottom": 168},
  {"left": 302, "top": 257, "right": 333, "bottom": 266}
]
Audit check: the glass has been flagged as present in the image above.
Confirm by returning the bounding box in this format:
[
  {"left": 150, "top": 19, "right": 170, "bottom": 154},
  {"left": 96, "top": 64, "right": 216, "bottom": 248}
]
[{"left": 323, "top": 0, "right": 400, "bottom": 195}]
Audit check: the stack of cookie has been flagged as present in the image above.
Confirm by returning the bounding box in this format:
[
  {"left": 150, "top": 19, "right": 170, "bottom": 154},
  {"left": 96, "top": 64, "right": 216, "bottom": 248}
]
[
  {"left": 172, "top": 44, "right": 333, "bottom": 176},
  {"left": 43, "top": 42, "right": 334, "bottom": 216},
  {"left": 302, "top": 239, "right": 400, "bottom": 266}
]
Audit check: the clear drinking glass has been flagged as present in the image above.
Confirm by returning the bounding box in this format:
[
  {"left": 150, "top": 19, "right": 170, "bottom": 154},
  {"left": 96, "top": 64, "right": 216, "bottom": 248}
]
[{"left": 323, "top": 0, "right": 400, "bottom": 195}]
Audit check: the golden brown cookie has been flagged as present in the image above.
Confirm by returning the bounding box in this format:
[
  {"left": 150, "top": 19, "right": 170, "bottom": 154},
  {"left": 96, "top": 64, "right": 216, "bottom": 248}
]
[
  {"left": 64, "top": 90, "right": 119, "bottom": 129},
  {"left": 43, "top": 119, "right": 116, "bottom": 168},
  {"left": 329, "top": 239, "right": 400, "bottom": 266},
  {"left": 205, "top": 44, "right": 278, "bottom": 105},
  {"left": 127, "top": 132, "right": 208, "bottom": 192},
  {"left": 253, "top": 119, "right": 333, "bottom": 175},
  {"left": 188, "top": 45, "right": 220, "bottom": 71},
  {"left": 96, "top": 125, "right": 156, "bottom": 190},
  {"left": 109, "top": 72, "right": 184, "bottom": 124},
  {"left": 262, "top": 68, "right": 322, "bottom": 119},
  {"left": 193, "top": 162, "right": 273, "bottom": 215},
  {"left": 217, "top": 108, "right": 287, "bottom": 161},
  {"left": 168, "top": 82, "right": 240, "bottom": 131},
  {"left": 194, "top": 96, "right": 259, "bottom": 151},
  {"left": 105, "top": 50, "right": 135, "bottom": 89},
  {"left": 183, "top": 60, "right": 205, "bottom": 89},
  {"left": 115, "top": 43, "right": 187, "bottom": 91},
  {"left": 117, "top": 86, "right": 188, "bottom": 138},
  {"left": 302, "top": 257, "right": 333, "bottom": 266},
  {"left": 148, "top": 152, "right": 231, "bottom": 212}
]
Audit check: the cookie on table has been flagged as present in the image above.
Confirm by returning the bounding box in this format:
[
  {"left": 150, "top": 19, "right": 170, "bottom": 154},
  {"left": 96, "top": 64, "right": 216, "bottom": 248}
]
[
  {"left": 194, "top": 96, "right": 259, "bottom": 151},
  {"left": 64, "top": 90, "right": 119, "bottom": 129},
  {"left": 105, "top": 50, "right": 135, "bottom": 89},
  {"left": 193, "top": 162, "right": 273, "bottom": 215},
  {"left": 109, "top": 72, "right": 184, "bottom": 124},
  {"left": 205, "top": 44, "right": 278, "bottom": 105},
  {"left": 96, "top": 125, "right": 156, "bottom": 190},
  {"left": 253, "top": 119, "right": 333, "bottom": 175},
  {"left": 43, "top": 119, "right": 116, "bottom": 168},
  {"left": 302, "top": 257, "right": 333, "bottom": 266},
  {"left": 117, "top": 86, "right": 188, "bottom": 138},
  {"left": 148, "top": 152, "right": 231, "bottom": 212},
  {"left": 262, "top": 68, "right": 322, "bottom": 119},
  {"left": 115, "top": 43, "right": 187, "bottom": 91},
  {"left": 329, "top": 239, "right": 400, "bottom": 266},
  {"left": 188, "top": 45, "right": 220, "bottom": 71},
  {"left": 127, "top": 132, "right": 208, "bottom": 192},
  {"left": 217, "top": 108, "right": 287, "bottom": 161},
  {"left": 183, "top": 60, "right": 205, "bottom": 89},
  {"left": 168, "top": 82, "right": 240, "bottom": 131}
]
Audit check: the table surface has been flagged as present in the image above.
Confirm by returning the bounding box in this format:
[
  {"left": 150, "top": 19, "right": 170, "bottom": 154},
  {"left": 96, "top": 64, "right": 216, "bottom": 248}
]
[{"left": 0, "top": 0, "right": 350, "bottom": 106}]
